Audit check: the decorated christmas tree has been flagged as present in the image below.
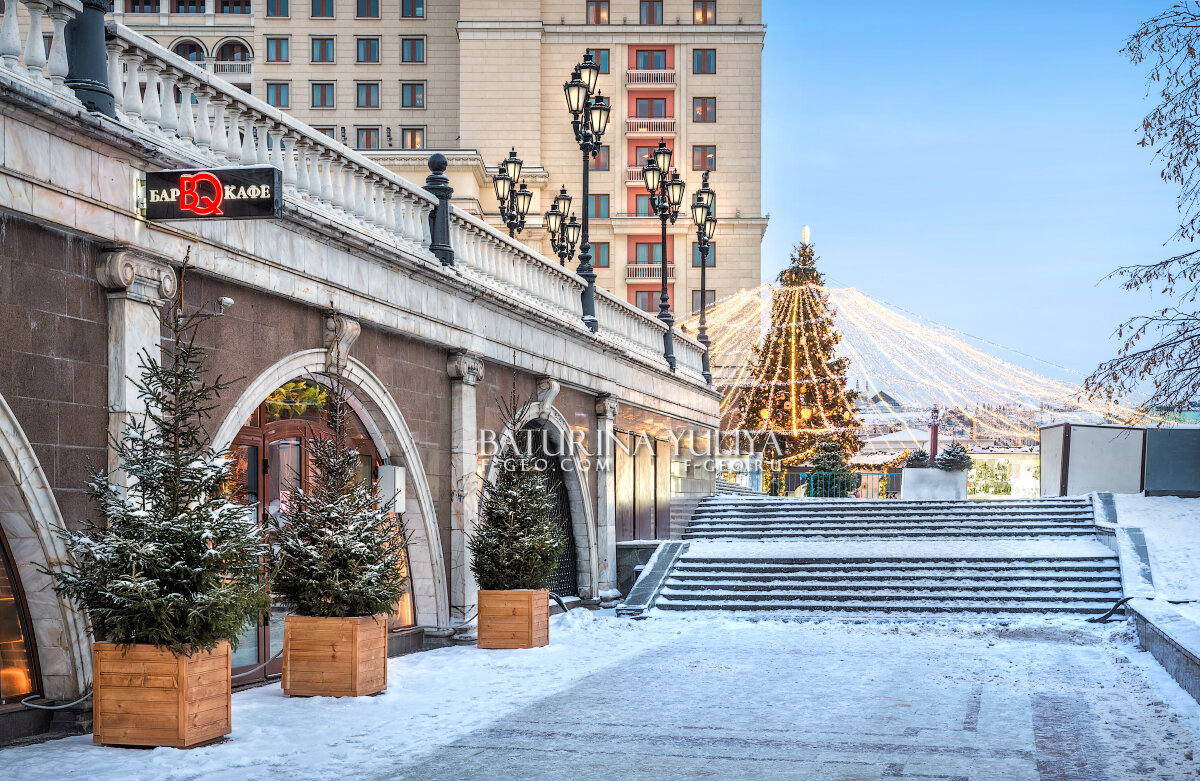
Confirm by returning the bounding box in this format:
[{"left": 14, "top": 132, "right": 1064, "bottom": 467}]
[
  {"left": 735, "top": 240, "right": 862, "bottom": 462},
  {"left": 48, "top": 286, "right": 270, "bottom": 654},
  {"left": 268, "top": 378, "right": 410, "bottom": 618}
]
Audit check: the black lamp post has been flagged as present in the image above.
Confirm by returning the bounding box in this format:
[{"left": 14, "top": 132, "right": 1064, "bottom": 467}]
[
  {"left": 544, "top": 186, "right": 582, "bottom": 266},
  {"left": 563, "top": 51, "right": 610, "bottom": 333},
  {"left": 692, "top": 171, "right": 717, "bottom": 384},
  {"left": 641, "top": 139, "right": 687, "bottom": 371},
  {"left": 493, "top": 147, "right": 533, "bottom": 237}
]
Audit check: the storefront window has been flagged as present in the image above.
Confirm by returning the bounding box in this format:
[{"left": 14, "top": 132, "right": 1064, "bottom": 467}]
[{"left": 0, "top": 533, "right": 36, "bottom": 705}]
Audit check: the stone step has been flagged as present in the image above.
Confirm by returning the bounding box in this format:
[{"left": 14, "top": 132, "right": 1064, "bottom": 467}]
[
  {"left": 676, "top": 557, "right": 1119, "bottom": 569},
  {"left": 658, "top": 589, "right": 1121, "bottom": 603},
  {"left": 654, "top": 600, "right": 1115, "bottom": 615},
  {"left": 682, "top": 529, "right": 1097, "bottom": 540},
  {"left": 685, "top": 522, "right": 1094, "bottom": 532},
  {"left": 668, "top": 572, "right": 1123, "bottom": 583},
  {"left": 696, "top": 502, "right": 1093, "bottom": 512},
  {"left": 663, "top": 580, "right": 1121, "bottom": 593}
]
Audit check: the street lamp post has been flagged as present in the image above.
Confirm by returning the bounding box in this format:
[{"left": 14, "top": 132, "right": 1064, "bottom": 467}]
[
  {"left": 563, "top": 51, "right": 610, "bottom": 333},
  {"left": 692, "top": 171, "right": 717, "bottom": 384},
  {"left": 544, "top": 186, "right": 582, "bottom": 266},
  {"left": 641, "top": 139, "right": 687, "bottom": 371},
  {"left": 492, "top": 147, "right": 533, "bottom": 238}
]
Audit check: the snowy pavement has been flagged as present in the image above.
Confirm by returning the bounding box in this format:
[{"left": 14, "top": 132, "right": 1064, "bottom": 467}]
[
  {"left": 2, "top": 611, "right": 1198, "bottom": 780},
  {"left": 1114, "top": 494, "right": 1200, "bottom": 603}
]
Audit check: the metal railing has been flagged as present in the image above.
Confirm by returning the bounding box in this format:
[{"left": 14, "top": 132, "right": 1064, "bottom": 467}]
[{"left": 764, "top": 471, "right": 902, "bottom": 499}]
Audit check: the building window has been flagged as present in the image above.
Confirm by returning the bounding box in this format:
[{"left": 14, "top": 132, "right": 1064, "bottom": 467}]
[
  {"left": 588, "top": 194, "right": 609, "bottom": 218},
  {"left": 311, "top": 82, "right": 335, "bottom": 108},
  {"left": 266, "top": 0, "right": 287, "bottom": 15},
  {"left": 635, "top": 49, "right": 667, "bottom": 70},
  {"left": 173, "top": 41, "right": 204, "bottom": 61},
  {"left": 692, "top": 144, "right": 716, "bottom": 171},
  {"left": 215, "top": 41, "right": 249, "bottom": 62},
  {"left": 586, "top": 0, "right": 608, "bottom": 24},
  {"left": 0, "top": 532, "right": 37, "bottom": 706},
  {"left": 266, "top": 37, "right": 289, "bottom": 62},
  {"left": 401, "top": 0, "right": 423, "bottom": 17},
  {"left": 356, "top": 127, "right": 380, "bottom": 149},
  {"left": 402, "top": 37, "right": 425, "bottom": 63},
  {"left": 635, "top": 291, "right": 655, "bottom": 312},
  {"left": 634, "top": 144, "right": 658, "bottom": 167},
  {"left": 635, "top": 97, "right": 667, "bottom": 117},
  {"left": 357, "top": 82, "right": 380, "bottom": 108},
  {"left": 401, "top": 127, "right": 425, "bottom": 149},
  {"left": 126, "top": 0, "right": 159, "bottom": 11},
  {"left": 311, "top": 0, "right": 332, "bottom": 17},
  {"left": 639, "top": 0, "right": 661, "bottom": 24},
  {"left": 692, "top": 241, "right": 715, "bottom": 266},
  {"left": 219, "top": 0, "right": 250, "bottom": 13},
  {"left": 693, "top": 0, "right": 715, "bottom": 24},
  {"left": 401, "top": 82, "right": 425, "bottom": 108},
  {"left": 356, "top": 37, "right": 380, "bottom": 63},
  {"left": 590, "top": 146, "right": 610, "bottom": 171},
  {"left": 266, "top": 82, "right": 290, "bottom": 107},
  {"left": 635, "top": 194, "right": 652, "bottom": 216},
  {"left": 311, "top": 37, "right": 335, "bottom": 63},
  {"left": 692, "top": 289, "right": 716, "bottom": 313},
  {"left": 693, "top": 48, "right": 716, "bottom": 73},
  {"left": 593, "top": 242, "right": 610, "bottom": 268},
  {"left": 693, "top": 97, "right": 716, "bottom": 122},
  {"left": 635, "top": 242, "right": 663, "bottom": 263},
  {"left": 586, "top": 48, "right": 609, "bottom": 74},
  {"left": 356, "top": 0, "right": 377, "bottom": 17},
  {"left": 172, "top": 0, "right": 202, "bottom": 12}
]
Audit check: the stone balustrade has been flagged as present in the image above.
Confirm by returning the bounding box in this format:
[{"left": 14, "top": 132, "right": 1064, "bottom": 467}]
[
  {"left": 0, "top": 0, "right": 83, "bottom": 97},
  {"left": 102, "top": 23, "right": 436, "bottom": 254}
]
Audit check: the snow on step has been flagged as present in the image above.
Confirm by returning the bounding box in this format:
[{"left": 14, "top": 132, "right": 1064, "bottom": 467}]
[{"left": 654, "top": 496, "right": 1123, "bottom": 617}]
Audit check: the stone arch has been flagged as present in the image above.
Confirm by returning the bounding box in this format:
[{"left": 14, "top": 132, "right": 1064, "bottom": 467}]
[
  {"left": 0, "top": 393, "right": 90, "bottom": 700},
  {"left": 212, "top": 349, "right": 450, "bottom": 631},
  {"left": 169, "top": 38, "right": 208, "bottom": 61},
  {"left": 213, "top": 37, "right": 253, "bottom": 61},
  {"left": 481, "top": 387, "right": 599, "bottom": 601}
]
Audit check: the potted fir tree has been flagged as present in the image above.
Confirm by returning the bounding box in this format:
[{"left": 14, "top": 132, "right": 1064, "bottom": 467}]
[
  {"left": 269, "top": 380, "right": 409, "bottom": 698},
  {"left": 49, "top": 300, "right": 269, "bottom": 748},
  {"left": 470, "top": 396, "right": 566, "bottom": 650},
  {"left": 900, "top": 444, "right": 971, "bottom": 500}
]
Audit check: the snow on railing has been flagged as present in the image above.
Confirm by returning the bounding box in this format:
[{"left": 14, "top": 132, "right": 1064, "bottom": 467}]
[
  {"left": 103, "top": 23, "right": 436, "bottom": 253},
  {"left": 0, "top": 0, "right": 84, "bottom": 98}
]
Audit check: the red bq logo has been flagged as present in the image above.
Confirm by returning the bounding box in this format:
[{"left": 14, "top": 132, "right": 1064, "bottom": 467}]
[{"left": 178, "top": 172, "right": 224, "bottom": 216}]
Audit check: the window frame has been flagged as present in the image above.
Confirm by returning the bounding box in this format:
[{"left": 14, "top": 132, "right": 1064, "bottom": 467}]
[
  {"left": 635, "top": 49, "right": 667, "bottom": 70},
  {"left": 356, "top": 36, "right": 380, "bottom": 63},
  {"left": 265, "top": 36, "right": 289, "bottom": 63},
  {"left": 635, "top": 291, "right": 655, "bottom": 313},
  {"left": 311, "top": 36, "right": 335, "bottom": 64},
  {"left": 355, "top": 0, "right": 378, "bottom": 18},
  {"left": 265, "top": 0, "right": 288, "bottom": 16},
  {"left": 265, "top": 81, "right": 290, "bottom": 108},
  {"left": 401, "top": 81, "right": 426, "bottom": 109},
  {"left": 356, "top": 126, "right": 381, "bottom": 150},
  {"left": 692, "top": 241, "right": 716, "bottom": 267},
  {"left": 589, "top": 145, "right": 610, "bottom": 171},
  {"left": 310, "top": 0, "right": 333, "bottom": 18},
  {"left": 692, "top": 97, "right": 716, "bottom": 123},
  {"left": 586, "top": 0, "right": 609, "bottom": 24},
  {"left": 693, "top": 48, "right": 716, "bottom": 74},
  {"left": 401, "top": 36, "right": 426, "bottom": 63},
  {"left": 635, "top": 241, "right": 663, "bottom": 264},
  {"left": 592, "top": 241, "right": 610, "bottom": 268},
  {"left": 692, "top": 144, "right": 716, "bottom": 171},
  {"left": 401, "top": 0, "right": 424, "bottom": 18},
  {"left": 693, "top": 0, "right": 715, "bottom": 24},
  {"left": 586, "top": 47, "right": 610, "bottom": 74},
  {"left": 588, "top": 193, "right": 610, "bottom": 219},
  {"left": 635, "top": 97, "right": 667, "bottom": 118},
  {"left": 691, "top": 289, "right": 716, "bottom": 314},
  {"left": 356, "top": 81, "right": 381, "bottom": 109},
  {"left": 310, "top": 81, "right": 335, "bottom": 109},
  {"left": 400, "top": 127, "right": 425, "bottom": 149},
  {"left": 639, "top": 0, "right": 662, "bottom": 24}
]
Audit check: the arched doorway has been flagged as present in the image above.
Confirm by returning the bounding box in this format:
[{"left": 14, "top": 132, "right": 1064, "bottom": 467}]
[
  {"left": 520, "top": 421, "right": 578, "bottom": 597},
  {"left": 0, "top": 529, "right": 37, "bottom": 706},
  {"left": 227, "top": 378, "right": 417, "bottom": 683}
]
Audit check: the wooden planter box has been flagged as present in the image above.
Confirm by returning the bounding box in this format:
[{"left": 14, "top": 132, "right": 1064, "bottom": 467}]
[
  {"left": 477, "top": 589, "right": 549, "bottom": 649},
  {"left": 92, "top": 640, "right": 231, "bottom": 748},
  {"left": 281, "top": 614, "right": 387, "bottom": 697}
]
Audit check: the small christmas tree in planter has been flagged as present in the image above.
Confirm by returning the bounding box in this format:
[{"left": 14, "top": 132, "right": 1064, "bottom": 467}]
[
  {"left": 935, "top": 442, "right": 973, "bottom": 472},
  {"left": 48, "top": 284, "right": 269, "bottom": 748},
  {"left": 903, "top": 449, "right": 931, "bottom": 469},
  {"left": 808, "top": 438, "right": 859, "bottom": 498},
  {"left": 901, "top": 443, "right": 970, "bottom": 500},
  {"left": 268, "top": 377, "right": 409, "bottom": 698},
  {"left": 470, "top": 394, "right": 565, "bottom": 650}
]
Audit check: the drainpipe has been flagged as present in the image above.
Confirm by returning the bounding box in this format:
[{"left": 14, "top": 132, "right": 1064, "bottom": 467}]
[{"left": 65, "top": 0, "right": 115, "bottom": 117}]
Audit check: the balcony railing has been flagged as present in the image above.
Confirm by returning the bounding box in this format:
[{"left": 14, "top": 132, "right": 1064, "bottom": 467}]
[
  {"left": 626, "top": 263, "right": 675, "bottom": 280},
  {"left": 625, "top": 117, "right": 675, "bottom": 135},
  {"left": 626, "top": 69, "right": 675, "bottom": 87},
  {"left": 212, "top": 61, "right": 253, "bottom": 77},
  {"left": 625, "top": 166, "right": 645, "bottom": 185}
]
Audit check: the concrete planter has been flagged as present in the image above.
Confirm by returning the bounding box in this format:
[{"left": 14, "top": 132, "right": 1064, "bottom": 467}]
[{"left": 900, "top": 467, "right": 968, "bottom": 500}]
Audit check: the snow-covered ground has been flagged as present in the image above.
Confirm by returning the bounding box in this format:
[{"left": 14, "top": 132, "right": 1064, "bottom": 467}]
[
  {"left": 2, "top": 611, "right": 1197, "bottom": 780},
  {"left": 1115, "top": 494, "right": 1200, "bottom": 603}
]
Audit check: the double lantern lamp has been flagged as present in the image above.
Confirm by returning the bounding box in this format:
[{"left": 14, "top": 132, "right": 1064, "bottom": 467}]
[
  {"left": 544, "top": 186, "right": 582, "bottom": 266},
  {"left": 493, "top": 147, "right": 533, "bottom": 238},
  {"left": 641, "top": 139, "right": 688, "bottom": 371}
]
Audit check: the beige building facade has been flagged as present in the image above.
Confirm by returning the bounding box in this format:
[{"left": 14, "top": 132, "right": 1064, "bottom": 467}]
[{"left": 115, "top": 0, "right": 767, "bottom": 313}]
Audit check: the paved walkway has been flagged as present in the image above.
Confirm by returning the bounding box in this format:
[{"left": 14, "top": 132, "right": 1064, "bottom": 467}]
[{"left": 389, "top": 620, "right": 1198, "bottom": 781}]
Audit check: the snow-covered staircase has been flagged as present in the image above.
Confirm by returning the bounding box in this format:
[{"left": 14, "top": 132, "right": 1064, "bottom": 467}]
[{"left": 652, "top": 496, "right": 1122, "bottom": 616}]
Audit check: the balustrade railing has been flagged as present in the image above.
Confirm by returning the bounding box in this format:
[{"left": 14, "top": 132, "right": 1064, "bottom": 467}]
[
  {"left": 625, "top": 69, "right": 675, "bottom": 86},
  {"left": 0, "top": 0, "right": 84, "bottom": 99},
  {"left": 625, "top": 263, "right": 674, "bottom": 280},
  {"left": 625, "top": 117, "right": 675, "bottom": 134},
  {"left": 103, "top": 23, "right": 436, "bottom": 252}
]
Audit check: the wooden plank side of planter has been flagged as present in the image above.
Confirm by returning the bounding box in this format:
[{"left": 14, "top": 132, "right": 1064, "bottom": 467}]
[
  {"left": 93, "top": 641, "right": 231, "bottom": 748},
  {"left": 283, "top": 615, "right": 387, "bottom": 697},
  {"left": 477, "top": 590, "right": 550, "bottom": 649}
]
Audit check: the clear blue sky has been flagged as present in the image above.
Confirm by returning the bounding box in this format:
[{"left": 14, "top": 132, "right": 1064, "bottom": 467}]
[{"left": 761, "top": 1, "right": 1180, "bottom": 378}]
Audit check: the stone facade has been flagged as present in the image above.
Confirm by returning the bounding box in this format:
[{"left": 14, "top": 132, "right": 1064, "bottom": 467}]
[{"left": 0, "top": 12, "right": 718, "bottom": 740}]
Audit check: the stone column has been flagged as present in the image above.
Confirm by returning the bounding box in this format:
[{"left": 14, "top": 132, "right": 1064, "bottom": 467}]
[
  {"left": 447, "top": 350, "right": 484, "bottom": 632},
  {"left": 594, "top": 394, "right": 621, "bottom": 606},
  {"left": 95, "top": 248, "right": 177, "bottom": 485}
]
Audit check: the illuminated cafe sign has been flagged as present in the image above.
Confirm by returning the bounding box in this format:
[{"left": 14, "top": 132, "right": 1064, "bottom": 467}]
[{"left": 144, "top": 166, "right": 282, "bottom": 221}]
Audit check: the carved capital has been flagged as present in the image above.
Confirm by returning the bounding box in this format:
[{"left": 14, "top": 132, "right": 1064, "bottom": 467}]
[
  {"left": 323, "top": 313, "right": 361, "bottom": 375},
  {"left": 535, "top": 377, "right": 560, "bottom": 419},
  {"left": 447, "top": 350, "right": 484, "bottom": 386},
  {"left": 595, "top": 394, "right": 619, "bottom": 421},
  {"left": 95, "top": 247, "right": 177, "bottom": 305}
]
